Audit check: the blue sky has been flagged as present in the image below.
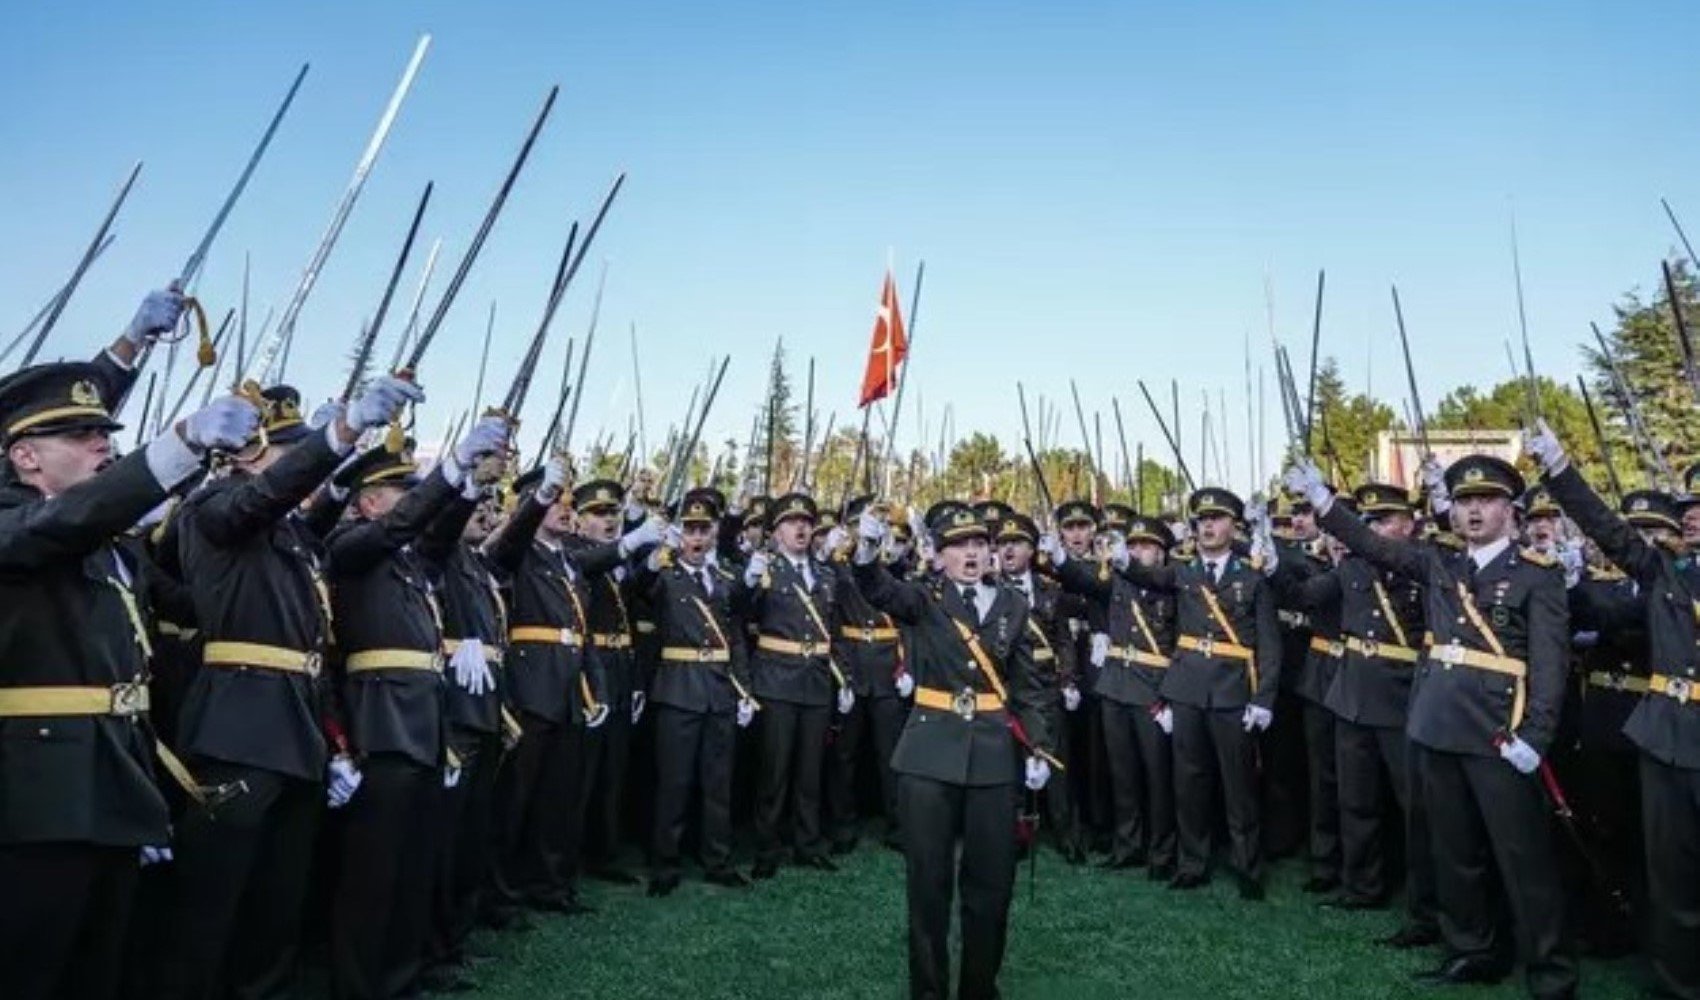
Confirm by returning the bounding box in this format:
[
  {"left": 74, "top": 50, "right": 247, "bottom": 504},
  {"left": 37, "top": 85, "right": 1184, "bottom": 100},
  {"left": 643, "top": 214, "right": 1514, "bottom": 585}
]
[{"left": 3, "top": 1, "right": 1696, "bottom": 491}]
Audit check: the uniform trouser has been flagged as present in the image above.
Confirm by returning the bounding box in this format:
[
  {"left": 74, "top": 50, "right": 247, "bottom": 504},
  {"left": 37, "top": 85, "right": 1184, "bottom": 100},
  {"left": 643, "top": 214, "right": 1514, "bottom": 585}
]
[
  {"left": 331, "top": 754, "right": 438, "bottom": 1000},
  {"left": 585, "top": 658, "right": 634, "bottom": 868},
  {"left": 826, "top": 693, "right": 870, "bottom": 846},
  {"left": 1085, "top": 694, "right": 1112, "bottom": 836},
  {"left": 651, "top": 704, "right": 736, "bottom": 878},
  {"left": 1261, "top": 688, "right": 1308, "bottom": 858},
  {"left": 1640, "top": 754, "right": 1700, "bottom": 1000},
  {"left": 1172, "top": 703, "right": 1262, "bottom": 881},
  {"left": 1302, "top": 700, "right": 1341, "bottom": 880},
  {"left": 431, "top": 730, "right": 500, "bottom": 963},
  {"left": 1101, "top": 698, "right": 1174, "bottom": 868},
  {"left": 755, "top": 700, "right": 830, "bottom": 863},
  {"left": 1036, "top": 701, "right": 1083, "bottom": 854},
  {"left": 898, "top": 774, "right": 1017, "bottom": 1000},
  {"left": 1415, "top": 745, "right": 1576, "bottom": 999},
  {"left": 0, "top": 843, "right": 138, "bottom": 1000},
  {"left": 1571, "top": 745, "right": 1642, "bottom": 953},
  {"left": 152, "top": 761, "right": 322, "bottom": 1000},
  {"left": 496, "top": 713, "right": 585, "bottom": 897},
  {"left": 1336, "top": 720, "right": 1437, "bottom": 926}
]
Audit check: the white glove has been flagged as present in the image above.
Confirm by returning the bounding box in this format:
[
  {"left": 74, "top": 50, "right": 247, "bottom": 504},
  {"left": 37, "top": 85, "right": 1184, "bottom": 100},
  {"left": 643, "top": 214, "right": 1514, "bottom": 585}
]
[
  {"left": 1242, "top": 704, "right": 1274, "bottom": 733},
  {"left": 179, "top": 396, "right": 261, "bottom": 453},
  {"left": 327, "top": 754, "right": 362, "bottom": 808},
  {"left": 836, "top": 686, "right": 856, "bottom": 715},
  {"left": 1499, "top": 734, "right": 1540, "bottom": 774},
  {"left": 1558, "top": 543, "right": 1586, "bottom": 589},
  {"left": 736, "top": 698, "right": 757, "bottom": 728},
  {"left": 1062, "top": 684, "right": 1082, "bottom": 712},
  {"left": 744, "top": 551, "right": 770, "bottom": 588},
  {"left": 585, "top": 703, "right": 610, "bottom": 729},
  {"left": 1038, "top": 532, "right": 1066, "bottom": 566},
  {"left": 895, "top": 671, "right": 915, "bottom": 698},
  {"left": 1152, "top": 703, "right": 1174, "bottom": 735},
  {"left": 631, "top": 690, "right": 647, "bottom": 724},
  {"left": 825, "top": 525, "right": 849, "bottom": 554},
  {"left": 443, "top": 764, "right": 462, "bottom": 788},
  {"left": 1252, "top": 520, "right": 1280, "bottom": 576},
  {"left": 308, "top": 399, "right": 344, "bottom": 431},
  {"left": 140, "top": 845, "right": 174, "bottom": 866},
  {"left": 620, "top": 517, "right": 665, "bottom": 557},
  {"left": 124, "top": 284, "right": 186, "bottom": 346},
  {"left": 1089, "top": 632, "right": 1109, "bottom": 668},
  {"left": 855, "top": 511, "right": 886, "bottom": 564},
  {"left": 1281, "top": 458, "right": 1332, "bottom": 513},
  {"left": 1024, "top": 756, "right": 1051, "bottom": 791},
  {"left": 449, "top": 638, "right": 493, "bottom": 696},
  {"left": 624, "top": 497, "right": 648, "bottom": 524},
  {"left": 662, "top": 523, "right": 685, "bottom": 551},
  {"left": 1525, "top": 418, "right": 1568, "bottom": 475},
  {"left": 537, "top": 456, "right": 568, "bottom": 505},
  {"left": 453, "top": 415, "right": 510, "bottom": 467},
  {"left": 1420, "top": 454, "right": 1450, "bottom": 513},
  {"left": 347, "top": 375, "right": 425, "bottom": 432},
  {"left": 1105, "top": 533, "right": 1130, "bottom": 571}
]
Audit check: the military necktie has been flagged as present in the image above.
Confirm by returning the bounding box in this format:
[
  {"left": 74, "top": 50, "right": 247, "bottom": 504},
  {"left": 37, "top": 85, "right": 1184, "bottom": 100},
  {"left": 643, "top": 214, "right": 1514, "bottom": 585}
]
[{"left": 962, "top": 584, "right": 980, "bottom": 623}]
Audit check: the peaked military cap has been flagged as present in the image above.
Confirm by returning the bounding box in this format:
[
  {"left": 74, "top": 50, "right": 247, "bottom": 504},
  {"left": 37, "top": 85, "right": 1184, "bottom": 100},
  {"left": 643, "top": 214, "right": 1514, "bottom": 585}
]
[
  {"left": 769, "top": 492, "right": 817, "bottom": 527},
  {"left": 1125, "top": 514, "right": 1176, "bottom": 550},
  {"left": 994, "top": 512, "right": 1039, "bottom": 545},
  {"left": 1187, "top": 486, "right": 1244, "bottom": 521},
  {"left": 1355, "top": 481, "right": 1414, "bottom": 518},
  {"left": 677, "top": 488, "right": 722, "bottom": 526},
  {"left": 972, "top": 499, "right": 1013, "bottom": 526},
  {"left": 924, "top": 500, "right": 969, "bottom": 530},
  {"left": 1053, "top": 499, "right": 1099, "bottom": 527},
  {"left": 0, "top": 362, "right": 122, "bottom": 445},
  {"left": 1519, "top": 485, "right": 1562, "bottom": 519},
  {"left": 1622, "top": 489, "right": 1680, "bottom": 532},
  {"left": 742, "top": 495, "right": 772, "bottom": 528},
  {"left": 931, "top": 506, "right": 988, "bottom": 547},
  {"left": 812, "top": 508, "right": 841, "bottom": 536},
  {"left": 572, "top": 479, "right": 625, "bottom": 514},
  {"left": 256, "top": 385, "right": 310, "bottom": 445},
  {"left": 341, "top": 442, "right": 419, "bottom": 491},
  {"left": 1101, "top": 503, "right": 1137, "bottom": 534},
  {"left": 1445, "top": 454, "right": 1524, "bottom": 500},
  {"left": 843, "top": 493, "right": 876, "bottom": 522}
]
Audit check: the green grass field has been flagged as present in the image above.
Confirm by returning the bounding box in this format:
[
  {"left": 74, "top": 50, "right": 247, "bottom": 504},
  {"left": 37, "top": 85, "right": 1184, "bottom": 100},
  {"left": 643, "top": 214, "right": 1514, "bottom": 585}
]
[{"left": 454, "top": 843, "right": 1647, "bottom": 999}]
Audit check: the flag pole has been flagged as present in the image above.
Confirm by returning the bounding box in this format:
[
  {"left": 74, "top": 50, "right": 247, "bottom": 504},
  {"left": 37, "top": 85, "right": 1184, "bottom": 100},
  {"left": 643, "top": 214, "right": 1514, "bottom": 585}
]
[{"left": 878, "top": 259, "right": 925, "bottom": 495}]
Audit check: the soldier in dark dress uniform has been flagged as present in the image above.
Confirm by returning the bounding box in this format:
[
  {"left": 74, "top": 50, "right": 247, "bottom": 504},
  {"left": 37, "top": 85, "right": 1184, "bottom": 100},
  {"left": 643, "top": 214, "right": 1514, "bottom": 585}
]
[
  {"left": 852, "top": 504, "right": 1056, "bottom": 1000},
  {"left": 1263, "top": 495, "right": 1320, "bottom": 864},
  {"left": 638, "top": 489, "right": 755, "bottom": 895},
  {"left": 323, "top": 416, "right": 509, "bottom": 1000},
  {"left": 1048, "top": 512, "right": 1179, "bottom": 875},
  {"left": 739, "top": 492, "right": 846, "bottom": 878},
  {"left": 1529, "top": 421, "right": 1700, "bottom": 1000},
  {"left": 1051, "top": 487, "right": 1282, "bottom": 899},
  {"left": 1051, "top": 499, "right": 1110, "bottom": 848},
  {"left": 1289, "top": 452, "right": 1577, "bottom": 999},
  {"left": 0, "top": 301, "right": 260, "bottom": 1000},
  {"left": 153, "top": 377, "right": 416, "bottom": 999}
]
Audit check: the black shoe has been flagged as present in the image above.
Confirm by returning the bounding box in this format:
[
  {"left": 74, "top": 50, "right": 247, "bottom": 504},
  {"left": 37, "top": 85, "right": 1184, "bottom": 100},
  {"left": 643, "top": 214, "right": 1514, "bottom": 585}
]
[
  {"left": 646, "top": 873, "right": 681, "bottom": 898},
  {"left": 704, "top": 868, "right": 754, "bottom": 889},
  {"left": 1148, "top": 863, "right": 1176, "bottom": 882},
  {"left": 1301, "top": 875, "right": 1339, "bottom": 894},
  {"left": 1320, "top": 893, "right": 1387, "bottom": 912},
  {"left": 1062, "top": 844, "right": 1089, "bottom": 866},
  {"left": 530, "top": 891, "right": 595, "bottom": 916},
  {"left": 1168, "top": 872, "right": 1208, "bottom": 891},
  {"left": 1410, "top": 956, "right": 1510, "bottom": 986},
  {"left": 751, "top": 860, "right": 779, "bottom": 880},
  {"left": 417, "top": 966, "right": 478, "bottom": 995},
  {"left": 478, "top": 903, "right": 531, "bottom": 932},
  {"left": 796, "top": 854, "right": 838, "bottom": 872},
  {"left": 588, "top": 865, "right": 641, "bottom": 886},
  {"left": 1236, "top": 875, "right": 1265, "bottom": 902},
  {"left": 829, "top": 838, "right": 858, "bottom": 856},
  {"left": 1099, "top": 853, "right": 1145, "bottom": 870},
  {"left": 1379, "top": 924, "right": 1440, "bottom": 949},
  {"left": 882, "top": 832, "right": 904, "bottom": 852}
]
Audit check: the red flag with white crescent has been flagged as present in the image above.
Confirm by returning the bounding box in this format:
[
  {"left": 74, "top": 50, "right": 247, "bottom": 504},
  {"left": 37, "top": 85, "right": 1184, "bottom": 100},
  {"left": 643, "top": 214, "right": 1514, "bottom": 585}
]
[{"left": 858, "top": 269, "right": 907, "bottom": 408}]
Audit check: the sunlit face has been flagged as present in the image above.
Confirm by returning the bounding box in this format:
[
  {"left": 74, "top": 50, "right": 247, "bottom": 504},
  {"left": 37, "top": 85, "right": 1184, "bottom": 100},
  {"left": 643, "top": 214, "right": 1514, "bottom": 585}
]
[
  {"left": 541, "top": 499, "right": 574, "bottom": 537},
  {"left": 1193, "top": 512, "right": 1235, "bottom": 554},
  {"left": 939, "top": 535, "right": 990, "bottom": 585},
  {"left": 1637, "top": 524, "right": 1676, "bottom": 548},
  {"left": 1060, "top": 521, "right": 1094, "bottom": 556},
  {"left": 1452, "top": 493, "right": 1515, "bottom": 545},
  {"left": 577, "top": 506, "right": 619, "bottom": 542},
  {"left": 464, "top": 499, "right": 501, "bottom": 543},
  {"left": 741, "top": 523, "right": 766, "bottom": 551},
  {"left": 678, "top": 522, "right": 715, "bottom": 564},
  {"left": 8, "top": 427, "right": 114, "bottom": 497},
  {"left": 1288, "top": 509, "right": 1317, "bottom": 540},
  {"left": 1683, "top": 506, "right": 1700, "bottom": 547},
  {"left": 1368, "top": 511, "right": 1415, "bottom": 541},
  {"left": 1130, "top": 539, "right": 1165, "bottom": 567},
  {"left": 356, "top": 484, "right": 405, "bottom": 521},
  {"left": 999, "top": 539, "right": 1033, "bottom": 574},
  {"left": 1524, "top": 513, "right": 1561, "bottom": 551},
  {"left": 772, "top": 516, "right": 811, "bottom": 557}
]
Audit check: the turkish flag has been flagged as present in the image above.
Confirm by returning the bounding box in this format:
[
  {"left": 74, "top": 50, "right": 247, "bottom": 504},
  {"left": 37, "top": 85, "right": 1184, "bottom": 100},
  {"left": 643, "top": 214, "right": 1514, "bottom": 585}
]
[{"left": 857, "top": 270, "right": 907, "bottom": 408}]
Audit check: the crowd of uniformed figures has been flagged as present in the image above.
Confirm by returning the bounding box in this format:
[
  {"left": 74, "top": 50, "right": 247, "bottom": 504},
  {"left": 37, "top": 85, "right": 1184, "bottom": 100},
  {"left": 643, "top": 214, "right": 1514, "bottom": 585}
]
[{"left": 0, "top": 285, "right": 1696, "bottom": 1000}]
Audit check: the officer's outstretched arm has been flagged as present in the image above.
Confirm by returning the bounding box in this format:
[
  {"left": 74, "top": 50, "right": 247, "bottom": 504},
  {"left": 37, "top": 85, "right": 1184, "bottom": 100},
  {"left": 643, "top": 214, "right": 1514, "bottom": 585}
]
[
  {"left": 0, "top": 447, "right": 175, "bottom": 573},
  {"left": 482, "top": 489, "right": 549, "bottom": 574},
  {"left": 1318, "top": 503, "right": 1429, "bottom": 583},
  {"left": 194, "top": 430, "right": 347, "bottom": 548},
  {"left": 1544, "top": 465, "right": 1662, "bottom": 585},
  {"left": 851, "top": 558, "right": 929, "bottom": 624},
  {"left": 328, "top": 468, "right": 457, "bottom": 574}
]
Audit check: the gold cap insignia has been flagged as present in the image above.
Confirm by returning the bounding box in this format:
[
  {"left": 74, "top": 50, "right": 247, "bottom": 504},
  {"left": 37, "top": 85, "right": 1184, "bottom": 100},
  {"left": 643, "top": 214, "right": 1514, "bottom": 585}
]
[
  {"left": 69, "top": 380, "right": 101, "bottom": 408},
  {"left": 1632, "top": 497, "right": 1650, "bottom": 512}
]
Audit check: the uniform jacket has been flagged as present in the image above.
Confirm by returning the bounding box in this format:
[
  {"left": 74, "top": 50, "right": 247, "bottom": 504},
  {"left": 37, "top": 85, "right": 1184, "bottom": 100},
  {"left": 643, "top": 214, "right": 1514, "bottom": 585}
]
[
  {"left": 422, "top": 496, "right": 507, "bottom": 737},
  {"left": 1320, "top": 502, "right": 1569, "bottom": 757},
  {"left": 853, "top": 560, "right": 1052, "bottom": 787},
  {"left": 738, "top": 550, "right": 839, "bottom": 708},
  {"left": 1117, "top": 552, "right": 1283, "bottom": 711},
  {"left": 636, "top": 555, "right": 748, "bottom": 714},
  {"left": 1053, "top": 557, "right": 1174, "bottom": 708}
]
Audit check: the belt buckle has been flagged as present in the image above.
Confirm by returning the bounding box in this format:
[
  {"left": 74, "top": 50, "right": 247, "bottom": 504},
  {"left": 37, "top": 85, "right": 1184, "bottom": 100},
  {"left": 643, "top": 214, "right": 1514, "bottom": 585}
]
[
  {"left": 1668, "top": 677, "right": 1694, "bottom": 704},
  {"left": 1197, "top": 637, "right": 1214, "bottom": 657},
  {"left": 861, "top": 627, "right": 875, "bottom": 642},
  {"left": 951, "top": 688, "right": 977, "bottom": 721},
  {"left": 1436, "top": 644, "right": 1462, "bottom": 666},
  {"left": 1360, "top": 638, "right": 1378, "bottom": 658},
  {"left": 800, "top": 640, "right": 817, "bottom": 657},
  {"left": 109, "top": 682, "right": 147, "bottom": 716},
  {"left": 432, "top": 653, "right": 446, "bottom": 673},
  {"left": 304, "top": 651, "right": 323, "bottom": 679},
  {"left": 698, "top": 647, "right": 714, "bottom": 662},
  {"left": 1329, "top": 641, "right": 1346, "bottom": 658}
]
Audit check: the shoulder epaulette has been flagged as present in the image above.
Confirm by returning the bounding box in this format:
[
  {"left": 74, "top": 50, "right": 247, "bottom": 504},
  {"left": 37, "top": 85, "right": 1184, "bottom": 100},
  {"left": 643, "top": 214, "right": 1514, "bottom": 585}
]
[
  {"left": 1586, "top": 564, "right": 1625, "bottom": 581},
  {"left": 1518, "top": 546, "right": 1556, "bottom": 568}
]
